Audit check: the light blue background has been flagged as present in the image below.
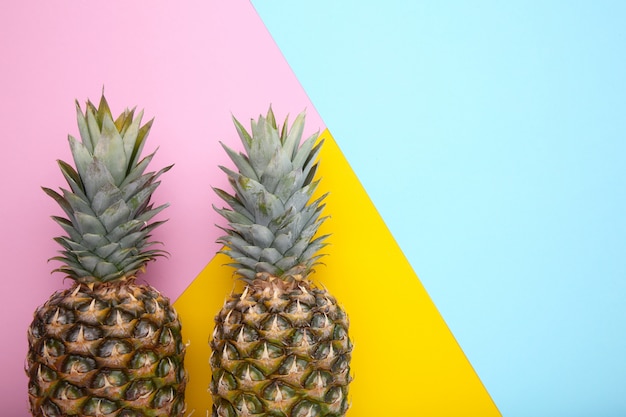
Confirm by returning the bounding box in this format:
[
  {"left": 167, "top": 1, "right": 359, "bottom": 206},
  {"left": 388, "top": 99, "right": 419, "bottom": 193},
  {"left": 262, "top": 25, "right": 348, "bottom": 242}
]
[{"left": 251, "top": 1, "right": 626, "bottom": 416}]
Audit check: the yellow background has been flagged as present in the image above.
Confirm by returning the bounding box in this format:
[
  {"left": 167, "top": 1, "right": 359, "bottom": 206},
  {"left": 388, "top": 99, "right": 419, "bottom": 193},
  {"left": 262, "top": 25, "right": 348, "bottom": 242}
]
[{"left": 174, "top": 130, "right": 501, "bottom": 416}]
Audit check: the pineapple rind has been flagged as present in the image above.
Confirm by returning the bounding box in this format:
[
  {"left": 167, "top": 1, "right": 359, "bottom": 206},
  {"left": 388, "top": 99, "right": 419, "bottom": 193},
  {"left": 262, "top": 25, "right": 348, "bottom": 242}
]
[
  {"left": 210, "top": 283, "right": 351, "bottom": 417},
  {"left": 27, "top": 282, "right": 187, "bottom": 417}
]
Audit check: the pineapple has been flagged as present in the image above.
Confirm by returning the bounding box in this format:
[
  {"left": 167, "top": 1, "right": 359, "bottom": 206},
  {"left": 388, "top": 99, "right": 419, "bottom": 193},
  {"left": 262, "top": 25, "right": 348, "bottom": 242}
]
[
  {"left": 210, "top": 108, "right": 352, "bottom": 417},
  {"left": 26, "top": 95, "right": 187, "bottom": 417}
]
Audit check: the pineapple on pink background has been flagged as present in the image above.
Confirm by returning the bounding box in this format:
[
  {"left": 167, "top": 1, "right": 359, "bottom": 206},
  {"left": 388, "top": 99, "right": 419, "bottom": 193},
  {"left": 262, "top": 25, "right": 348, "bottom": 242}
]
[{"left": 1, "top": 3, "right": 323, "bottom": 415}]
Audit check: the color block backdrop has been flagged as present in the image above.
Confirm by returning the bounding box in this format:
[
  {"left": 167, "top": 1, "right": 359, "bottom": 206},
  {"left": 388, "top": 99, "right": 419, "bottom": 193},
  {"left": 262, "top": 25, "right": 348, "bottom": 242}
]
[
  {"left": 1, "top": 2, "right": 325, "bottom": 415},
  {"left": 3, "top": 1, "right": 500, "bottom": 415},
  {"left": 2, "top": 1, "right": 625, "bottom": 416},
  {"left": 250, "top": 2, "right": 626, "bottom": 417}
]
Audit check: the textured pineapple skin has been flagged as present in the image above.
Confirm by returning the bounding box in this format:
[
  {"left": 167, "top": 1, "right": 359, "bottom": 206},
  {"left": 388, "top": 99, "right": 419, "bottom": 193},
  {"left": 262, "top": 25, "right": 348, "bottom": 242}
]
[
  {"left": 26, "top": 281, "right": 187, "bottom": 417},
  {"left": 209, "top": 277, "right": 351, "bottom": 417}
]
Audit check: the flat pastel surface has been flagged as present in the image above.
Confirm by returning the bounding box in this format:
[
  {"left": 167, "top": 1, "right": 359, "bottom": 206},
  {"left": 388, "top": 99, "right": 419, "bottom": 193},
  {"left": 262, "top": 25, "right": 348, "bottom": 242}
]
[
  {"left": 1, "top": 2, "right": 323, "bottom": 414},
  {"left": 251, "top": 2, "right": 626, "bottom": 416}
]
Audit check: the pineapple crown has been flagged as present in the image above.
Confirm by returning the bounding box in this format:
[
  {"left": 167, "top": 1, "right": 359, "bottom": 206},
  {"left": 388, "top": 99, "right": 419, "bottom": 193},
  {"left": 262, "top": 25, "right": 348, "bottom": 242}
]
[
  {"left": 214, "top": 107, "right": 329, "bottom": 283},
  {"left": 44, "top": 95, "right": 172, "bottom": 284}
]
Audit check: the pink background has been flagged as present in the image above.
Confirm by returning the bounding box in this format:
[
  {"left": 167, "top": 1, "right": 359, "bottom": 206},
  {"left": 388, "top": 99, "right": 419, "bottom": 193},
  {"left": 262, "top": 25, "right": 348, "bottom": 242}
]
[{"left": 0, "top": 2, "right": 323, "bottom": 414}]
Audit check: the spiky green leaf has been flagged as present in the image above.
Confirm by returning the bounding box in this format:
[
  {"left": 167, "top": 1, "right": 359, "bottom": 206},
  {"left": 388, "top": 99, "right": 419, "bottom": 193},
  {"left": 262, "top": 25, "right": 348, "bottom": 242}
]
[
  {"left": 220, "top": 142, "right": 258, "bottom": 181},
  {"left": 271, "top": 233, "right": 293, "bottom": 255},
  {"left": 232, "top": 116, "right": 253, "bottom": 155},
  {"left": 259, "top": 248, "right": 282, "bottom": 265},
  {"left": 283, "top": 111, "right": 306, "bottom": 159},
  {"left": 75, "top": 212, "right": 106, "bottom": 235},
  {"left": 57, "top": 159, "right": 85, "bottom": 197},
  {"left": 292, "top": 133, "right": 319, "bottom": 171},
  {"left": 47, "top": 95, "right": 170, "bottom": 282},
  {"left": 99, "top": 200, "right": 131, "bottom": 232},
  {"left": 95, "top": 107, "right": 127, "bottom": 185},
  {"left": 217, "top": 107, "right": 328, "bottom": 280},
  {"left": 214, "top": 187, "right": 254, "bottom": 222}
]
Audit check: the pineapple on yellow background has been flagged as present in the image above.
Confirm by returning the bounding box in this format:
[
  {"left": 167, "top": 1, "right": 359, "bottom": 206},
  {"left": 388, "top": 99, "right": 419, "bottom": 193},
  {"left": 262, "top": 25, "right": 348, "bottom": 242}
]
[
  {"left": 210, "top": 108, "right": 352, "bottom": 416},
  {"left": 26, "top": 95, "right": 187, "bottom": 417}
]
